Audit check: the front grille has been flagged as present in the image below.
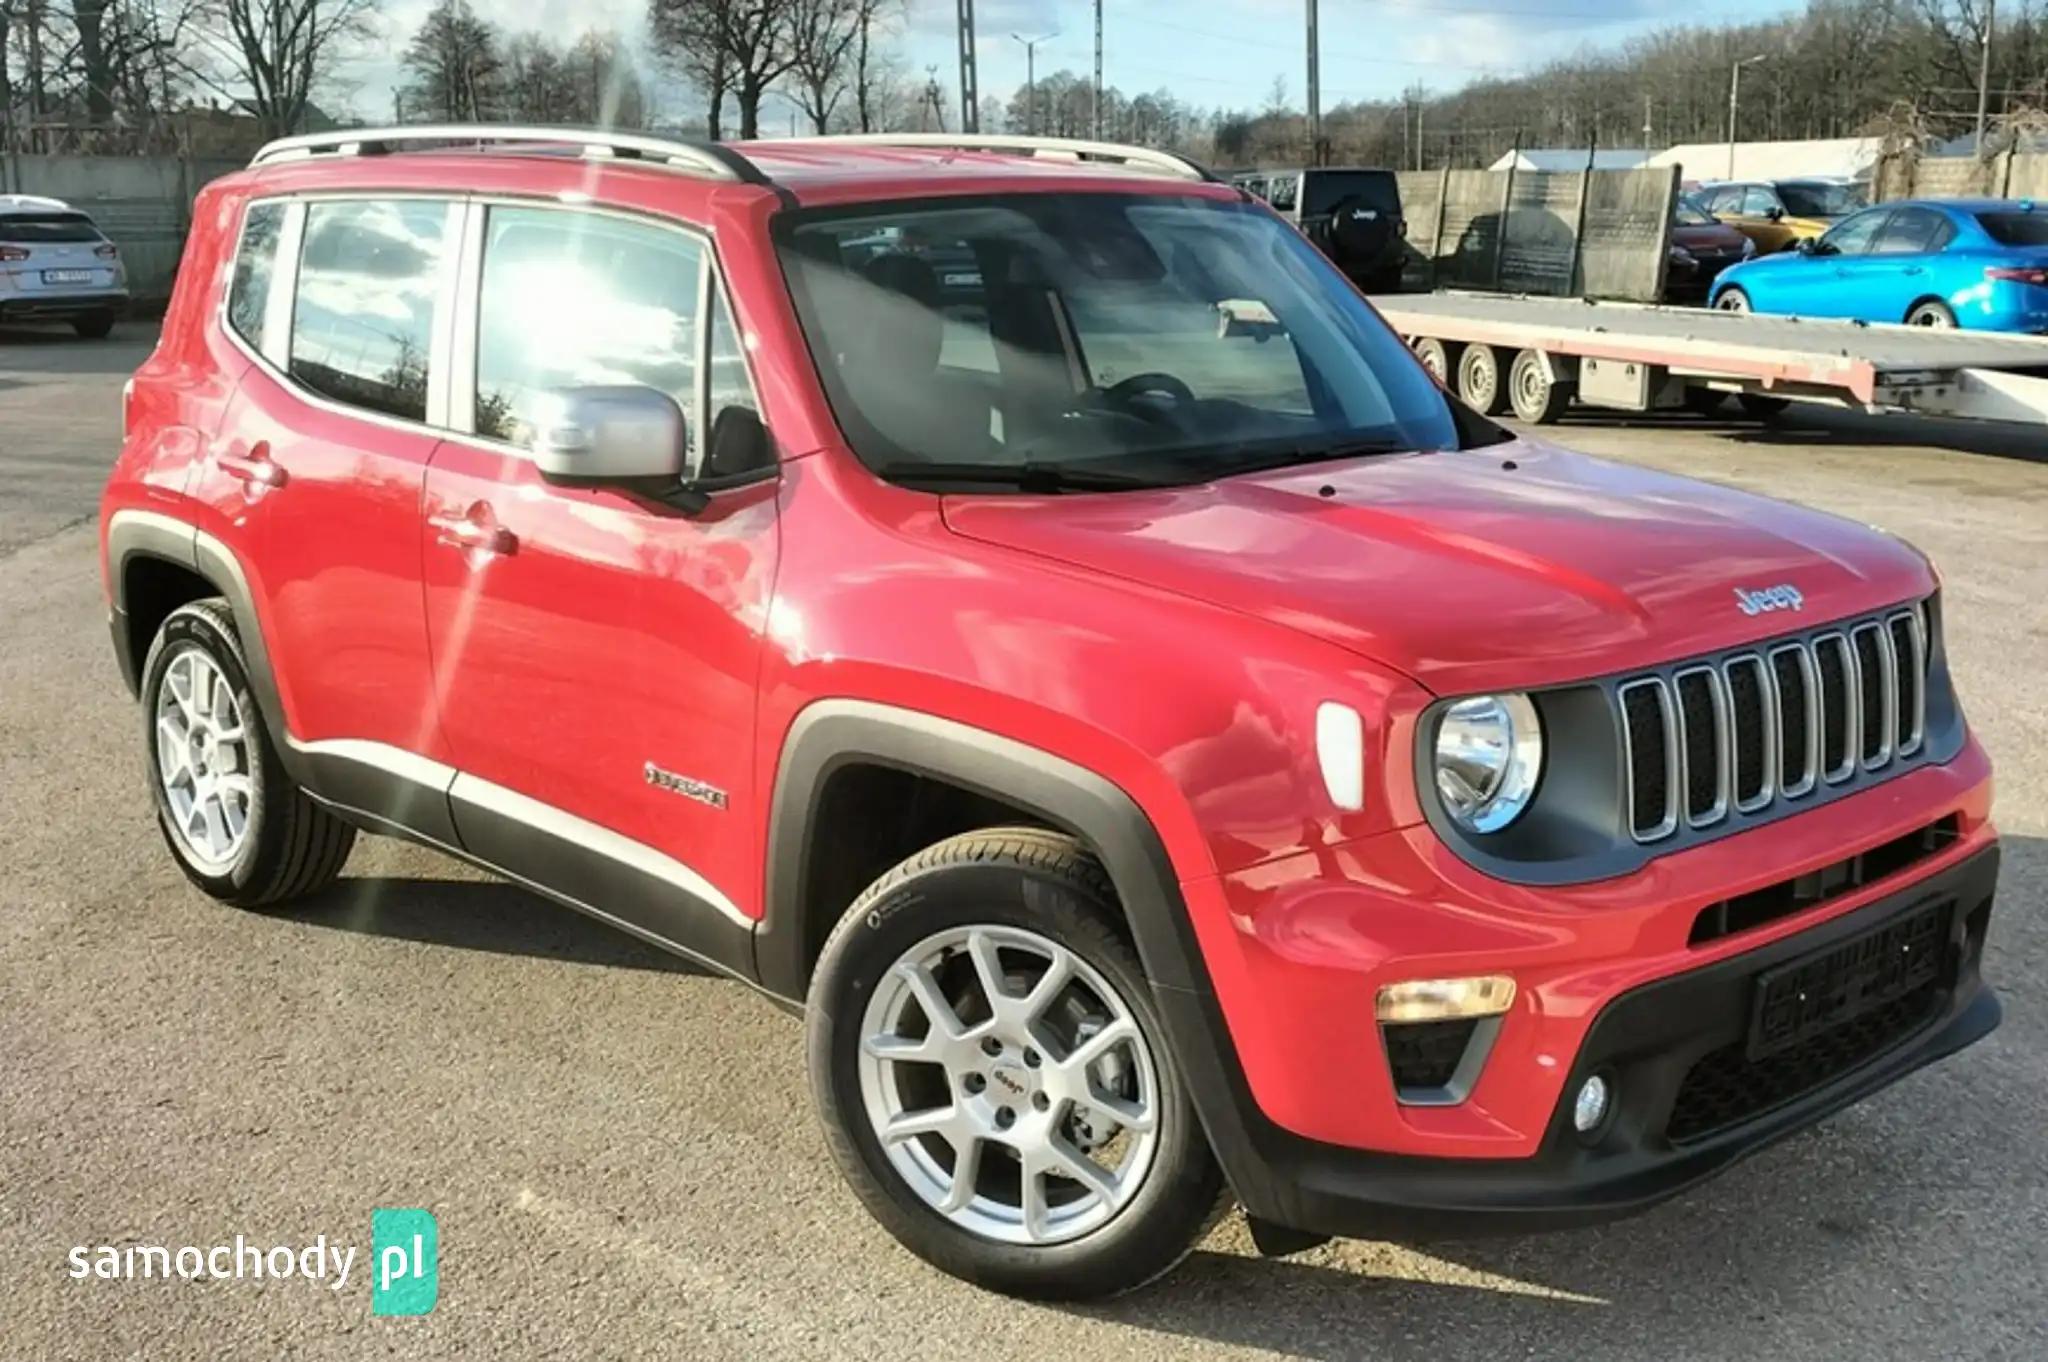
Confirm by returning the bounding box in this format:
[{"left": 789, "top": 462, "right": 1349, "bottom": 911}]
[
  {"left": 1689, "top": 815, "right": 1962, "bottom": 946},
  {"left": 1667, "top": 901, "right": 1950, "bottom": 1142},
  {"left": 1665, "top": 982, "right": 1942, "bottom": 1142},
  {"left": 1622, "top": 604, "right": 1930, "bottom": 842}
]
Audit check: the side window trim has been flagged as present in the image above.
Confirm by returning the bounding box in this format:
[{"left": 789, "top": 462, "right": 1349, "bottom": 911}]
[
  {"left": 260, "top": 202, "right": 306, "bottom": 370},
  {"left": 447, "top": 196, "right": 765, "bottom": 474}
]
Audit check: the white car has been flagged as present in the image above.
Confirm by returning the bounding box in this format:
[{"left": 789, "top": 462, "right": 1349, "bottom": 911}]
[{"left": 0, "top": 194, "right": 129, "bottom": 337}]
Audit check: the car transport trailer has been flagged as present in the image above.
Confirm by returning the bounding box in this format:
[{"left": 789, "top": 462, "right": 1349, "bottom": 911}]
[{"left": 1371, "top": 291, "right": 2048, "bottom": 427}]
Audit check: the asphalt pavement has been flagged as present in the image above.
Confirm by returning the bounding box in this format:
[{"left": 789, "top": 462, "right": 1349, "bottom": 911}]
[{"left": 2, "top": 321, "right": 2043, "bottom": 1360}]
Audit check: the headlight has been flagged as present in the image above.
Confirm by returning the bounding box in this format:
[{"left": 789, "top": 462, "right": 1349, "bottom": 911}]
[
  {"left": 1669, "top": 245, "right": 1697, "bottom": 266},
  {"left": 1433, "top": 694, "right": 1543, "bottom": 833}
]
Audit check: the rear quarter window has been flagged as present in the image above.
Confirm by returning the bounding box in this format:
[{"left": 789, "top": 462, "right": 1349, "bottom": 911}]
[{"left": 227, "top": 202, "right": 287, "bottom": 351}]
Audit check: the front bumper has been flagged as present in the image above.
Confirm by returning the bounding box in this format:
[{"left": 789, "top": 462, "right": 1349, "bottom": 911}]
[
  {"left": 1153, "top": 744, "right": 2001, "bottom": 1240},
  {"left": 1186, "top": 844, "right": 1998, "bottom": 1240}
]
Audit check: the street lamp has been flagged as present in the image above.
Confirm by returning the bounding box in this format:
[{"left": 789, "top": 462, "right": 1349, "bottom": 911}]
[
  {"left": 1012, "top": 30, "right": 1059, "bottom": 136},
  {"left": 1727, "top": 54, "right": 1768, "bottom": 179}
]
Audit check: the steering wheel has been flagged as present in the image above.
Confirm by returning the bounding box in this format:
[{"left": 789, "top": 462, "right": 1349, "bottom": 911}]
[{"left": 1102, "top": 372, "right": 1197, "bottom": 409}]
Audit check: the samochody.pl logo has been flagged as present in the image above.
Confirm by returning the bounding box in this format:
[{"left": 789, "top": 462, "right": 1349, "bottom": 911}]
[{"left": 67, "top": 1208, "right": 439, "bottom": 1317}]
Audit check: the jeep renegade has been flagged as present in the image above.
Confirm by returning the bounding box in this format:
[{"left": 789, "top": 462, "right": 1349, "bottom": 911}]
[{"left": 101, "top": 128, "right": 2001, "bottom": 1299}]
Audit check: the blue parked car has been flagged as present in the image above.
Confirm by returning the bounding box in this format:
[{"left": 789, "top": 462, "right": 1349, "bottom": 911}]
[{"left": 1709, "top": 198, "right": 2048, "bottom": 330}]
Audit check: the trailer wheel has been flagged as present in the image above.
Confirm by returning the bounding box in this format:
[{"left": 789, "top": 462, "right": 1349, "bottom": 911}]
[
  {"left": 1456, "top": 344, "right": 1509, "bottom": 415},
  {"left": 1411, "top": 336, "right": 1460, "bottom": 384},
  {"left": 1738, "top": 393, "right": 1790, "bottom": 419},
  {"left": 1683, "top": 387, "right": 1731, "bottom": 415},
  {"left": 1508, "top": 349, "right": 1572, "bottom": 424}
]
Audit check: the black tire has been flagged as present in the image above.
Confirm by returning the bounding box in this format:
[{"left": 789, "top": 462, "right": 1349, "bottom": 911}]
[
  {"left": 1906, "top": 299, "right": 1957, "bottom": 329},
  {"left": 806, "top": 828, "right": 1227, "bottom": 1299},
  {"left": 1714, "top": 287, "right": 1752, "bottom": 314},
  {"left": 71, "top": 311, "right": 116, "bottom": 339},
  {"left": 1737, "top": 392, "right": 1790, "bottom": 419},
  {"left": 1456, "top": 343, "right": 1509, "bottom": 415},
  {"left": 1411, "top": 335, "right": 1460, "bottom": 384},
  {"left": 140, "top": 599, "right": 355, "bottom": 907},
  {"left": 1508, "top": 348, "right": 1573, "bottom": 423}
]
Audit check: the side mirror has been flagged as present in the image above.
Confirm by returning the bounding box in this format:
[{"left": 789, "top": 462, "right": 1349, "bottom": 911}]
[
  {"left": 1793, "top": 237, "right": 1816, "bottom": 255},
  {"left": 1765, "top": 205, "right": 1785, "bottom": 222},
  {"left": 530, "top": 385, "right": 688, "bottom": 486}
]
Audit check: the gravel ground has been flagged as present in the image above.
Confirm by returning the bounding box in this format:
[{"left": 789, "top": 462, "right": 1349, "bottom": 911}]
[{"left": 2, "top": 322, "right": 2043, "bottom": 1360}]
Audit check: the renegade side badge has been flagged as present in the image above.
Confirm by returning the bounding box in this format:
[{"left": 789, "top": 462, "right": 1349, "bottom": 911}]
[{"left": 644, "top": 762, "right": 729, "bottom": 810}]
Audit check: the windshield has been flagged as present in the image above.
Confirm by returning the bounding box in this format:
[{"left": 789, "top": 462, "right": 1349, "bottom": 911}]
[
  {"left": 1674, "top": 200, "right": 1717, "bottom": 227},
  {"left": 776, "top": 193, "right": 1464, "bottom": 490},
  {"left": 1976, "top": 211, "right": 2048, "bottom": 245},
  {"left": 1778, "top": 182, "right": 1865, "bottom": 218},
  {"left": 0, "top": 211, "right": 103, "bottom": 243}
]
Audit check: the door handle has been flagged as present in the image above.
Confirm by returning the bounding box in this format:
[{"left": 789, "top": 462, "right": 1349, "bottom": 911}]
[
  {"left": 217, "top": 440, "right": 287, "bottom": 489},
  {"left": 430, "top": 507, "right": 517, "bottom": 558},
  {"left": 1902, "top": 265, "right": 1925, "bottom": 276}
]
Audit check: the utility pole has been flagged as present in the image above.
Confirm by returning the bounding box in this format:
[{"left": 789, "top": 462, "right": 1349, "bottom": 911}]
[
  {"left": 1305, "top": 0, "right": 1322, "bottom": 165},
  {"left": 1012, "top": 30, "right": 1057, "bottom": 136},
  {"left": 1727, "top": 54, "right": 1767, "bottom": 179},
  {"left": 957, "top": 0, "right": 979, "bottom": 133},
  {"left": 1642, "top": 93, "right": 1652, "bottom": 147},
  {"left": 1975, "top": 0, "right": 1997, "bottom": 149},
  {"left": 1093, "top": 0, "right": 1104, "bottom": 140}
]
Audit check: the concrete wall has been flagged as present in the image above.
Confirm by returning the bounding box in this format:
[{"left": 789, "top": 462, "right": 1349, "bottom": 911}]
[
  {"left": 1, "top": 153, "right": 244, "bottom": 301},
  {"left": 1396, "top": 163, "right": 1675, "bottom": 301},
  {"left": 1874, "top": 149, "right": 2048, "bottom": 202}
]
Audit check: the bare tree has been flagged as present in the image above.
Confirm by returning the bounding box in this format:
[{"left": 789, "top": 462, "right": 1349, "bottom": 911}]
[
  {"left": 206, "top": 0, "right": 378, "bottom": 137},
  {"left": 402, "top": 0, "right": 502, "bottom": 122},
  {"left": 785, "top": 0, "right": 855, "bottom": 133},
  {"left": 647, "top": 0, "right": 729, "bottom": 137},
  {"left": 647, "top": 0, "right": 798, "bottom": 140}
]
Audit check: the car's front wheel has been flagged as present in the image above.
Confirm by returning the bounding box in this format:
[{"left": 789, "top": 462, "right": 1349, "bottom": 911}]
[
  {"left": 141, "top": 599, "right": 355, "bottom": 907},
  {"left": 806, "top": 829, "right": 1226, "bottom": 1298},
  {"left": 1714, "top": 287, "right": 1752, "bottom": 313}
]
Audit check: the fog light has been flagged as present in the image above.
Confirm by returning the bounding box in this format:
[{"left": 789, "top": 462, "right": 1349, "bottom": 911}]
[
  {"left": 1572, "top": 1074, "right": 1611, "bottom": 1134},
  {"left": 1375, "top": 975, "right": 1516, "bottom": 1023}
]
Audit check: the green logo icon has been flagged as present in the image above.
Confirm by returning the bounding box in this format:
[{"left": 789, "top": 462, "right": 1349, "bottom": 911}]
[{"left": 371, "top": 1209, "right": 438, "bottom": 1316}]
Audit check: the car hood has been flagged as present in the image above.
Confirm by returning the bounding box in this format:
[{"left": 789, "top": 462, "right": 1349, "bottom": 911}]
[{"left": 940, "top": 440, "right": 1934, "bottom": 694}]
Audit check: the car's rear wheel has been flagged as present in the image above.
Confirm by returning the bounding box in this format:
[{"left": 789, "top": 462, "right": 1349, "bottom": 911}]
[
  {"left": 806, "top": 828, "right": 1226, "bottom": 1299},
  {"left": 1906, "top": 300, "right": 1957, "bottom": 328},
  {"left": 1456, "top": 343, "right": 1509, "bottom": 414},
  {"left": 1715, "top": 288, "right": 1752, "bottom": 314},
  {"left": 141, "top": 599, "right": 355, "bottom": 907},
  {"left": 71, "top": 311, "right": 116, "bottom": 339}
]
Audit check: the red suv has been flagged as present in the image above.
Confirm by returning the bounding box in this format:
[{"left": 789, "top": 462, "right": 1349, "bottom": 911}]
[{"left": 101, "top": 128, "right": 2001, "bottom": 1298}]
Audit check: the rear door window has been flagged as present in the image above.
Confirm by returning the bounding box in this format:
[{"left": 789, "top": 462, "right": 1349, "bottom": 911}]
[
  {"left": 227, "top": 202, "right": 287, "bottom": 351},
  {"left": 289, "top": 199, "right": 453, "bottom": 422},
  {"left": 1871, "top": 207, "right": 1950, "bottom": 255}
]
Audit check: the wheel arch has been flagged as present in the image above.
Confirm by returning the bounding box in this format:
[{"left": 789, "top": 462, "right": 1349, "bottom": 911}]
[
  {"left": 106, "top": 509, "right": 291, "bottom": 763},
  {"left": 756, "top": 700, "right": 1202, "bottom": 1004}
]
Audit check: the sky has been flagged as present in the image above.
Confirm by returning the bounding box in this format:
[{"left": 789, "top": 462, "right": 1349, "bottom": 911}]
[{"left": 352, "top": 0, "right": 1801, "bottom": 134}]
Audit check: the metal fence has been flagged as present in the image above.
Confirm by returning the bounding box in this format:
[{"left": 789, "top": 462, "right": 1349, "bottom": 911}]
[
  {"left": 1395, "top": 163, "right": 1679, "bottom": 302},
  {"left": 2, "top": 152, "right": 244, "bottom": 301}
]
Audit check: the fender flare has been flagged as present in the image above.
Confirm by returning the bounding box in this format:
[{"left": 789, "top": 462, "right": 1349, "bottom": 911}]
[
  {"left": 754, "top": 699, "right": 1292, "bottom": 1218},
  {"left": 105, "top": 509, "right": 290, "bottom": 753}
]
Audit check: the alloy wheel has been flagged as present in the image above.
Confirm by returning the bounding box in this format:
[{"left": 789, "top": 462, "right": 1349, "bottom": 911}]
[
  {"left": 154, "top": 648, "right": 254, "bottom": 872},
  {"left": 857, "top": 924, "right": 1161, "bottom": 1246}
]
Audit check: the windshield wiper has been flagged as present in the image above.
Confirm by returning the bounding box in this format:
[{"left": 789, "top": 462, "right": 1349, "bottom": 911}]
[
  {"left": 1201, "top": 438, "right": 1417, "bottom": 479},
  {"left": 877, "top": 460, "right": 1166, "bottom": 493}
]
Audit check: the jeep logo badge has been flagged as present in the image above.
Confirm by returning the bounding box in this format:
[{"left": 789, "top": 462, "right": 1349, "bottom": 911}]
[
  {"left": 1733, "top": 584, "right": 1804, "bottom": 617},
  {"left": 990, "top": 1066, "right": 1028, "bottom": 1099}
]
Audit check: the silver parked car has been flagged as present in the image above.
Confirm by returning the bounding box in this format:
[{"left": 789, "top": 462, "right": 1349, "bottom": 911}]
[{"left": 0, "top": 194, "right": 129, "bottom": 337}]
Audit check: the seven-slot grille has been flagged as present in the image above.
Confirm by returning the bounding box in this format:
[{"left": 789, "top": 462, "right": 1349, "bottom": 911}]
[{"left": 1620, "top": 605, "right": 1929, "bottom": 842}]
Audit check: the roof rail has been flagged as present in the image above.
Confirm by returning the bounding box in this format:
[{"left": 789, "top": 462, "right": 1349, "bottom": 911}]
[
  {"left": 812, "top": 133, "right": 1216, "bottom": 183},
  {"left": 248, "top": 125, "right": 770, "bottom": 185}
]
